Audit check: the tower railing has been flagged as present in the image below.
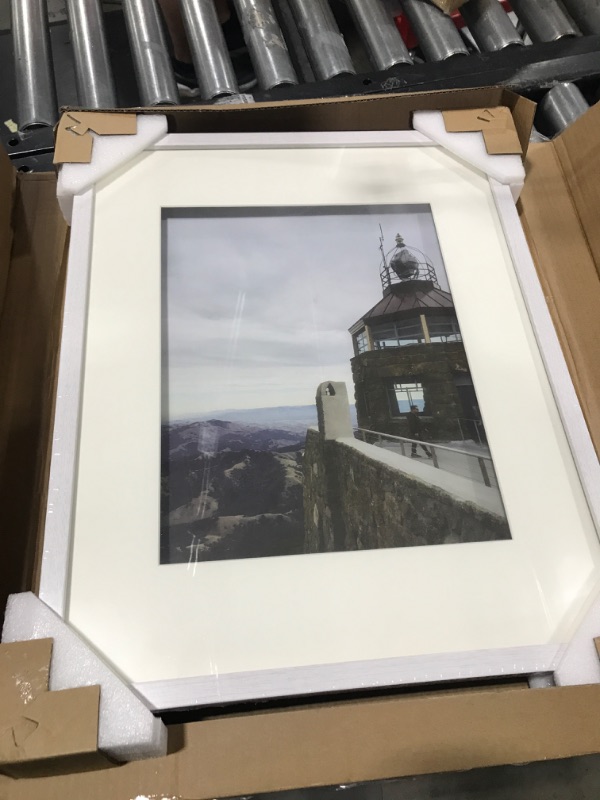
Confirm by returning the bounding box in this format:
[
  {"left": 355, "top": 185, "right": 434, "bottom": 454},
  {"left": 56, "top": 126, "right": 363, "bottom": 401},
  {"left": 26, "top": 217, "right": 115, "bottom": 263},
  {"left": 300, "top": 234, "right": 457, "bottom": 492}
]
[
  {"left": 456, "top": 417, "right": 486, "bottom": 446},
  {"left": 354, "top": 427, "right": 498, "bottom": 491}
]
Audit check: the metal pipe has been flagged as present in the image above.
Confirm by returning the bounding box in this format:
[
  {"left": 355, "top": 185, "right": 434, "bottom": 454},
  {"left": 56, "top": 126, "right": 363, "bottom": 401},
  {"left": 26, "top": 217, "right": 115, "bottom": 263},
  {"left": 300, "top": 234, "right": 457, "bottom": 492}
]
[
  {"left": 345, "top": 0, "right": 412, "bottom": 70},
  {"left": 232, "top": 0, "right": 298, "bottom": 90},
  {"left": 539, "top": 82, "right": 589, "bottom": 136},
  {"left": 459, "top": 0, "right": 523, "bottom": 52},
  {"left": 399, "top": 0, "right": 468, "bottom": 61},
  {"left": 121, "top": 0, "right": 180, "bottom": 105},
  {"left": 509, "top": 0, "right": 579, "bottom": 42},
  {"left": 65, "top": 0, "right": 117, "bottom": 108},
  {"left": 11, "top": 0, "right": 58, "bottom": 129},
  {"left": 179, "top": 0, "right": 239, "bottom": 99},
  {"left": 560, "top": 0, "right": 600, "bottom": 35},
  {"left": 287, "top": 0, "right": 355, "bottom": 80},
  {"left": 272, "top": 0, "right": 315, "bottom": 82}
]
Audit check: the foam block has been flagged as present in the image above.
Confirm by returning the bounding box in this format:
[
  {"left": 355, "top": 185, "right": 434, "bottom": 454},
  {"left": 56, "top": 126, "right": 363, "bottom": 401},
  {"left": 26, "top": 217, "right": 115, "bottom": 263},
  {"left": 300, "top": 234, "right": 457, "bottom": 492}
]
[
  {"left": 57, "top": 114, "right": 168, "bottom": 224},
  {"left": 553, "top": 593, "right": 600, "bottom": 687},
  {"left": 413, "top": 110, "right": 525, "bottom": 190},
  {"left": 1, "top": 593, "right": 167, "bottom": 762}
]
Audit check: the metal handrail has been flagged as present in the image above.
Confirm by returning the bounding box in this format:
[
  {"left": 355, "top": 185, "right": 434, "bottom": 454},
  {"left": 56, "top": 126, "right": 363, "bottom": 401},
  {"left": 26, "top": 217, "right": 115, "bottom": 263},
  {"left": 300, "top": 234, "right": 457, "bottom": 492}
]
[
  {"left": 355, "top": 427, "right": 495, "bottom": 488},
  {"left": 456, "top": 417, "right": 486, "bottom": 446}
]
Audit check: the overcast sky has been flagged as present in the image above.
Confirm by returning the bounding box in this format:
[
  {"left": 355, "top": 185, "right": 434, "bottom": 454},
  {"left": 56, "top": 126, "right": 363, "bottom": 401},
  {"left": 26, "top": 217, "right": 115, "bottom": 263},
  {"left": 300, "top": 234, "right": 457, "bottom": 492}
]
[{"left": 162, "top": 205, "right": 449, "bottom": 421}]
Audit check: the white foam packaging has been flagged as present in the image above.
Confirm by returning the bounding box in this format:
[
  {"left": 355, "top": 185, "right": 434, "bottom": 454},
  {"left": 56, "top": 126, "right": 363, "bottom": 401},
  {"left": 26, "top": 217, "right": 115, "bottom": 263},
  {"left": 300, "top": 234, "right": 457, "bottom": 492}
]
[
  {"left": 2, "top": 592, "right": 167, "bottom": 762},
  {"left": 57, "top": 114, "right": 168, "bottom": 224},
  {"left": 412, "top": 109, "right": 525, "bottom": 200}
]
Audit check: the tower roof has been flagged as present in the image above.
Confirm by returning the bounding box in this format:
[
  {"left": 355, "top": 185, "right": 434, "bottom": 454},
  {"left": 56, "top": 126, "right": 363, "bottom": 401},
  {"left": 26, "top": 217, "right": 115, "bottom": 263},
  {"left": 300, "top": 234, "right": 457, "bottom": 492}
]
[{"left": 352, "top": 285, "right": 455, "bottom": 329}]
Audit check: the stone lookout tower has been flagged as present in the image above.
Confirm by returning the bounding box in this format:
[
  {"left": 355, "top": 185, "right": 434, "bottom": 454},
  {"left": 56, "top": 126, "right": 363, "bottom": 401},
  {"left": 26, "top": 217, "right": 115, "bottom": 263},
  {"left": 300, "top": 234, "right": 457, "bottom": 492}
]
[{"left": 349, "top": 232, "right": 480, "bottom": 441}]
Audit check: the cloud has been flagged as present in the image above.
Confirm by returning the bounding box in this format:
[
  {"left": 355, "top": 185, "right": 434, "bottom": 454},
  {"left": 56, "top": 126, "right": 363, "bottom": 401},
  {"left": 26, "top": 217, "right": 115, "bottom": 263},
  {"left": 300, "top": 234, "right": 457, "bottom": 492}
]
[{"left": 163, "top": 205, "right": 448, "bottom": 417}]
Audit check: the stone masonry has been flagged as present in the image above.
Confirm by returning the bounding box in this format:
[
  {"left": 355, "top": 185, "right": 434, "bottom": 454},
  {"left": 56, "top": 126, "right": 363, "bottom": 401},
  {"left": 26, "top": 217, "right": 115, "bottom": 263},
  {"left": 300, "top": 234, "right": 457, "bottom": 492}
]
[
  {"left": 351, "top": 341, "right": 470, "bottom": 440},
  {"left": 303, "top": 428, "right": 510, "bottom": 553}
]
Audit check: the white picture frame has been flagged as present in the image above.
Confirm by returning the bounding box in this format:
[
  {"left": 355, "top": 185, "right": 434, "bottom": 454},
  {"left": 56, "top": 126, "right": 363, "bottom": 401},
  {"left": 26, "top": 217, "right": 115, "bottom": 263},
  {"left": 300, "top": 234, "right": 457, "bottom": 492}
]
[{"left": 39, "top": 122, "right": 600, "bottom": 711}]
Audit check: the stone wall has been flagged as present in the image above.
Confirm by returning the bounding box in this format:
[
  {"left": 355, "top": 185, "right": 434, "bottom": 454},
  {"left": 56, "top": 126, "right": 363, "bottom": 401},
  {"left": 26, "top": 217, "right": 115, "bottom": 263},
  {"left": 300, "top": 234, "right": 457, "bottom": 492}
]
[
  {"left": 303, "top": 428, "right": 510, "bottom": 553},
  {"left": 351, "top": 342, "right": 470, "bottom": 440}
]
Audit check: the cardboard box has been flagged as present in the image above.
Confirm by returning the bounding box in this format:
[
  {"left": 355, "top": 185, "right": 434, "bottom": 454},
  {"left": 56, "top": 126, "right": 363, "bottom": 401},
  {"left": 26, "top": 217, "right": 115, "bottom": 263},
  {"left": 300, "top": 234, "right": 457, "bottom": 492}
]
[{"left": 1, "top": 87, "right": 600, "bottom": 796}]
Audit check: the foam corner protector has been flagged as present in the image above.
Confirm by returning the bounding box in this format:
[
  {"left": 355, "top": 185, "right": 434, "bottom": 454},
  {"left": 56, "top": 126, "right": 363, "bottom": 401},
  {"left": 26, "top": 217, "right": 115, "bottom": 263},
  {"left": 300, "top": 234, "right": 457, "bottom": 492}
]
[
  {"left": 552, "top": 590, "right": 600, "bottom": 687},
  {"left": 413, "top": 110, "right": 525, "bottom": 190},
  {"left": 1, "top": 593, "right": 167, "bottom": 763},
  {"left": 57, "top": 113, "right": 168, "bottom": 225}
]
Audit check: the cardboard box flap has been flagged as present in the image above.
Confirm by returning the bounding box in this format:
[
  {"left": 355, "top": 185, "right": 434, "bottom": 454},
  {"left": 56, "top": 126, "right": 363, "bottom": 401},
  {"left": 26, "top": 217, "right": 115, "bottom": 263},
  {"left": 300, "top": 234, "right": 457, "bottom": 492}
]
[
  {"left": 0, "top": 173, "right": 69, "bottom": 625},
  {"left": 0, "top": 147, "right": 15, "bottom": 316},
  {"left": 6, "top": 685, "right": 600, "bottom": 797},
  {"left": 57, "top": 87, "right": 534, "bottom": 155},
  {"left": 519, "top": 142, "right": 600, "bottom": 457},
  {"left": 552, "top": 101, "right": 600, "bottom": 282},
  {"left": 166, "top": 88, "right": 533, "bottom": 152}
]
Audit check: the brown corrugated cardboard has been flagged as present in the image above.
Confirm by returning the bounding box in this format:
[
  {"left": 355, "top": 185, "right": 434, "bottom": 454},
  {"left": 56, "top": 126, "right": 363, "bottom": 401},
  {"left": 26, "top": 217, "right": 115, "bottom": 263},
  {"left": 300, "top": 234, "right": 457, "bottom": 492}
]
[
  {"left": 5, "top": 685, "right": 600, "bottom": 798},
  {"left": 0, "top": 640, "right": 102, "bottom": 779},
  {"left": 0, "top": 148, "right": 16, "bottom": 315},
  {"left": 53, "top": 87, "right": 534, "bottom": 163},
  {"left": 53, "top": 111, "right": 137, "bottom": 164},
  {"left": 442, "top": 107, "right": 523, "bottom": 154},
  {"left": 551, "top": 102, "right": 600, "bottom": 282},
  {"left": 0, "top": 170, "right": 69, "bottom": 626},
  {"left": 1, "top": 87, "right": 600, "bottom": 794},
  {"left": 518, "top": 114, "right": 600, "bottom": 458}
]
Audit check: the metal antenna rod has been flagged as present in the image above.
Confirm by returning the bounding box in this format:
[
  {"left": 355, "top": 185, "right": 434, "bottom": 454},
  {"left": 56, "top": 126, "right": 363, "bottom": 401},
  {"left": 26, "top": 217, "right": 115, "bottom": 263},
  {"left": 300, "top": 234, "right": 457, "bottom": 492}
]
[
  {"left": 345, "top": 0, "right": 412, "bottom": 70},
  {"left": 121, "top": 0, "right": 180, "bottom": 105},
  {"left": 399, "top": 0, "right": 468, "bottom": 61},
  {"left": 179, "top": 0, "right": 239, "bottom": 99},
  {"left": 560, "top": 0, "right": 600, "bottom": 35},
  {"left": 11, "top": 0, "right": 58, "bottom": 128},
  {"left": 459, "top": 0, "right": 523, "bottom": 52},
  {"left": 287, "top": 0, "right": 355, "bottom": 80},
  {"left": 65, "top": 0, "right": 117, "bottom": 108},
  {"left": 379, "top": 224, "right": 391, "bottom": 283},
  {"left": 232, "top": 0, "right": 298, "bottom": 90},
  {"left": 509, "top": 0, "right": 579, "bottom": 42}
]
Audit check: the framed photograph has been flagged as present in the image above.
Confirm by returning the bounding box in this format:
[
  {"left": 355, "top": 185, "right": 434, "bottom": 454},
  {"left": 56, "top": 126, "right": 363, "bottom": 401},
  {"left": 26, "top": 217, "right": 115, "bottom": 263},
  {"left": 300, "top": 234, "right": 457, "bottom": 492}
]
[{"left": 39, "top": 125, "right": 600, "bottom": 711}]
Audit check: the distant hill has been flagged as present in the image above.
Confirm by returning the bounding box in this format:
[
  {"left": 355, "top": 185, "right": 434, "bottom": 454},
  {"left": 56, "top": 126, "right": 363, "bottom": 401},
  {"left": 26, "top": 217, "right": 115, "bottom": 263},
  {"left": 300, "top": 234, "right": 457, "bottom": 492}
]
[
  {"left": 161, "top": 422, "right": 305, "bottom": 564},
  {"left": 161, "top": 407, "right": 357, "bottom": 564},
  {"left": 164, "top": 418, "right": 308, "bottom": 458},
  {"left": 173, "top": 404, "right": 358, "bottom": 429}
]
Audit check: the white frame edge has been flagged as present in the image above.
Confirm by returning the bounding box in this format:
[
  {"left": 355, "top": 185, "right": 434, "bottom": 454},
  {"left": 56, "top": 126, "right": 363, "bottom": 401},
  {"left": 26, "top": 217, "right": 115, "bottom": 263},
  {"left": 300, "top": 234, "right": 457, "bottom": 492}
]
[
  {"left": 488, "top": 179, "right": 600, "bottom": 533},
  {"left": 39, "top": 189, "right": 95, "bottom": 617},
  {"left": 488, "top": 179, "right": 600, "bottom": 687},
  {"left": 135, "top": 644, "right": 560, "bottom": 711},
  {"left": 151, "top": 130, "right": 435, "bottom": 150}
]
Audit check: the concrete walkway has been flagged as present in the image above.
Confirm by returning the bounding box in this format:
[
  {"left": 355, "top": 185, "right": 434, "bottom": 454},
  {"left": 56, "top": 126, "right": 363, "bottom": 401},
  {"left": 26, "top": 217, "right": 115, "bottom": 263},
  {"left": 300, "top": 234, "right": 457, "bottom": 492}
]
[{"left": 381, "top": 440, "right": 500, "bottom": 490}]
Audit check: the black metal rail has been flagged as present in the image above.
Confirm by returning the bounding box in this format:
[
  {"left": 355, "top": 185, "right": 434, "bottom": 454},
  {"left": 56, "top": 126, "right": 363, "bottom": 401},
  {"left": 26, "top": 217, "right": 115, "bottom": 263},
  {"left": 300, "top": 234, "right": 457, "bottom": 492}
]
[{"left": 256, "top": 34, "right": 600, "bottom": 103}]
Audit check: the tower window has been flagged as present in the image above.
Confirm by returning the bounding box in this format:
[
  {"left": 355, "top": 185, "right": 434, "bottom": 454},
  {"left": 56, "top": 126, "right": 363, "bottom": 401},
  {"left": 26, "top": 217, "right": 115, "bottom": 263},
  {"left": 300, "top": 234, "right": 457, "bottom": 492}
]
[
  {"left": 388, "top": 380, "right": 425, "bottom": 416},
  {"left": 372, "top": 318, "right": 424, "bottom": 348},
  {"left": 428, "top": 315, "right": 462, "bottom": 343},
  {"left": 355, "top": 329, "right": 369, "bottom": 354}
]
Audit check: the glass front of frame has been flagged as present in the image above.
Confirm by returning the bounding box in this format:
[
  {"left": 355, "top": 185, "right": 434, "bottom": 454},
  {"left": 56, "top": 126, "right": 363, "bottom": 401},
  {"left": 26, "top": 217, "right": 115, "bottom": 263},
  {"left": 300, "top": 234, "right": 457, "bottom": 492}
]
[
  {"left": 63, "top": 143, "right": 600, "bottom": 694},
  {"left": 161, "top": 205, "right": 509, "bottom": 566}
]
